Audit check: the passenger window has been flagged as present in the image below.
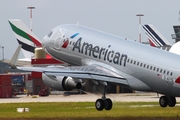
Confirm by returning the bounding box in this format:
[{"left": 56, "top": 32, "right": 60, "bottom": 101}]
[
  {"left": 153, "top": 67, "right": 156, "bottom": 71},
  {"left": 47, "top": 31, "right": 53, "bottom": 37},
  {"left": 170, "top": 72, "right": 173, "bottom": 76},
  {"left": 150, "top": 66, "right": 152, "bottom": 70},
  {"left": 137, "top": 62, "right": 139, "bottom": 66},
  {"left": 140, "top": 63, "right": 142, "bottom": 67},
  {"left": 134, "top": 61, "right": 136, "bottom": 65},
  {"left": 131, "top": 60, "right": 133, "bottom": 64},
  {"left": 163, "top": 70, "right": 166, "bottom": 74},
  {"left": 167, "top": 71, "right": 169, "bottom": 75},
  {"left": 127, "top": 59, "right": 130, "bottom": 63},
  {"left": 160, "top": 69, "right": 162, "bottom": 73},
  {"left": 147, "top": 65, "right": 149, "bottom": 69},
  {"left": 157, "top": 68, "right": 159, "bottom": 72},
  {"left": 144, "top": 64, "right": 146, "bottom": 68}
]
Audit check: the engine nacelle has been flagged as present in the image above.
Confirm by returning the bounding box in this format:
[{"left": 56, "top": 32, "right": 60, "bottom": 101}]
[{"left": 42, "top": 73, "right": 81, "bottom": 91}]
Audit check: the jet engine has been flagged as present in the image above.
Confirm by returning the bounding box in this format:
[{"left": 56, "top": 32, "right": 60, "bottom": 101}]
[{"left": 42, "top": 73, "right": 82, "bottom": 91}]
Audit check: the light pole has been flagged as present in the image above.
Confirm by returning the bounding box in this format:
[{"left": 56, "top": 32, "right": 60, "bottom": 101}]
[
  {"left": 136, "top": 14, "right": 144, "bottom": 43},
  {"left": 2, "top": 46, "right": 4, "bottom": 63},
  {"left": 27, "top": 6, "right": 35, "bottom": 31},
  {"left": 1, "top": 46, "right": 4, "bottom": 73},
  {"left": 27, "top": 6, "right": 36, "bottom": 58}
]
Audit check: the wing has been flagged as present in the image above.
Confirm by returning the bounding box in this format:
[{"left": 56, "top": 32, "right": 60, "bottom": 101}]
[{"left": 17, "top": 64, "right": 129, "bottom": 86}]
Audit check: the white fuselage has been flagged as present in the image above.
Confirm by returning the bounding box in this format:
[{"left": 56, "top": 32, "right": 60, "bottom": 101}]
[{"left": 42, "top": 24, "right": 180, "bottom": 97}]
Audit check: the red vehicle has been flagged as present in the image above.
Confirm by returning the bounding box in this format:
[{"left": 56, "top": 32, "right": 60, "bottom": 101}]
[{"left": 39, "top": 88, "right": 49, "bottom": 96}]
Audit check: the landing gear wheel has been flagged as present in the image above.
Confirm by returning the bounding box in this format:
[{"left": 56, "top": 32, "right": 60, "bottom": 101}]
[
  {"left": 159, "top": 96, "right": 168, "bottom": 107},
  {"left": 168, "top": 97, "right": 176, "bottom": 107},
  {"left": 95, "top": 85, "right": 113, "bottom": 111},
  {"left": 104, "top": 98, "right": 113, "bottom": 110},
  {"left": 95, "top": 99, "right": 104, "bottom": 111}
]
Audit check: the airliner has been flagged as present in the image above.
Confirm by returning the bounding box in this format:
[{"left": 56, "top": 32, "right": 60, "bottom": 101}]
[{"left": 12, "top": 19, "right": 180, "bottom": 111}]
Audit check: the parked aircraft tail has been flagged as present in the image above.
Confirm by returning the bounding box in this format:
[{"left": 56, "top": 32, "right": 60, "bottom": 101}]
[
  {"left": 142, "top": 24, "right": 172, "bottom": 47},
  {"left": 8, "top": 19, "right": 52, "bottom": 59},
  {"left": 142, "top": 24, "right": 180, "bottom": 55},
  {"left": 8, "top": 19, "right": 42, "bottom": 60}
]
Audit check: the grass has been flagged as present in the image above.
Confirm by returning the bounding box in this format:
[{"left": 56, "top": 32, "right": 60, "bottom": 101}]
[{"left": 0, "top": 102, "right": 180, "bottom": 120}]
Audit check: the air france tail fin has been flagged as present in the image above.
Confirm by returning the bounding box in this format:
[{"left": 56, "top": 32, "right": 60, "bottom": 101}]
[
  {"left": 142, "top": 24, "right": 172, "bottom": 47},
  {"left": 8, "top": 19, "right": 42, "bottom": 60}
]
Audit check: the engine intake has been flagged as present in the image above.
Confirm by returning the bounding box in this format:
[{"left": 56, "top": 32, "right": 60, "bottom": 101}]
[{"left": 62, "top": 76, "right": 82, "bottom": 91}]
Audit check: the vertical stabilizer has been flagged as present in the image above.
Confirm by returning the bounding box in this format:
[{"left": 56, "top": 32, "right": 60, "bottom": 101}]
[
  {"left": 8, "top": 19, "right": 42, "bottom": 60},
  {"left": 142, "top": 24, "right": 172, "bottom": 47}
]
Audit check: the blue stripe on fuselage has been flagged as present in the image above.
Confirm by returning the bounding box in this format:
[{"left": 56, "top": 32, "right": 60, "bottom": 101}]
[{"left": 70, "top": 33, "right": 79, "bottom": 38}]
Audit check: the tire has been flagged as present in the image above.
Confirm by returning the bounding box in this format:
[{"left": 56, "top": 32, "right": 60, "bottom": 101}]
[
  {"left": 159, "top": 96, "right": 168, "bottom": 107},
  {"left": 168, "top": 97, "right": 176, "bottom": 107},
  {"left": 95, "top": 99, "right": 104, "bottom": 111},
  {"left": 104, "top": 98, "right": 113, "bottom": 110}
]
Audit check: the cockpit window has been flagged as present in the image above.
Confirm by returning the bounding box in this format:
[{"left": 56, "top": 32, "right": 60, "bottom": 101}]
[{"left": 47, "top": 31, "right": 53, "bottom": 37}]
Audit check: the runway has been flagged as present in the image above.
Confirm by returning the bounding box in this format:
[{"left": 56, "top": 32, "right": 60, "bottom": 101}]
[{"left": 1, "top": 92, "right": 179, "bottom": 103}]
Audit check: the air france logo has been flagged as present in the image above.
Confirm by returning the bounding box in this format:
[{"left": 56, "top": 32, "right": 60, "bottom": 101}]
[{"left": 62, "top": 33, "right": 79, "bottom": 48}]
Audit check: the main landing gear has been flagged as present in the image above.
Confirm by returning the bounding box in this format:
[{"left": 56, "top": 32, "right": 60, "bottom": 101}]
[
  {"left": 159, "top": 96, "right": 176, "bottom": 107},
  {"left": 95, "top": 86, "right": 113, "bottom": 111}
]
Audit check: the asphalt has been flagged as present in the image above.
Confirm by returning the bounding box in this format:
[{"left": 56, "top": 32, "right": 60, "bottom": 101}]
[{"left": 1, "top": 92, "right": 179, "bottom": 103}]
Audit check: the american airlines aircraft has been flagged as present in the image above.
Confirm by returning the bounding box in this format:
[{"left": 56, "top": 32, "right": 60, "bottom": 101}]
[{"left": 11, "top": 19, "right": 180, "bottom": 111}]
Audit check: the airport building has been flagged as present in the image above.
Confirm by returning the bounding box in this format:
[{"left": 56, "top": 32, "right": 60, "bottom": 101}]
[{"left": 172, "top": 25, "right": 180, "bottom": 43}]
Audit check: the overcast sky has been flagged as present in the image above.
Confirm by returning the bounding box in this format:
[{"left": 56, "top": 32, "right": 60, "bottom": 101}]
[{"left": 0, "top": 0, "right": 180, "bottom": 60}]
